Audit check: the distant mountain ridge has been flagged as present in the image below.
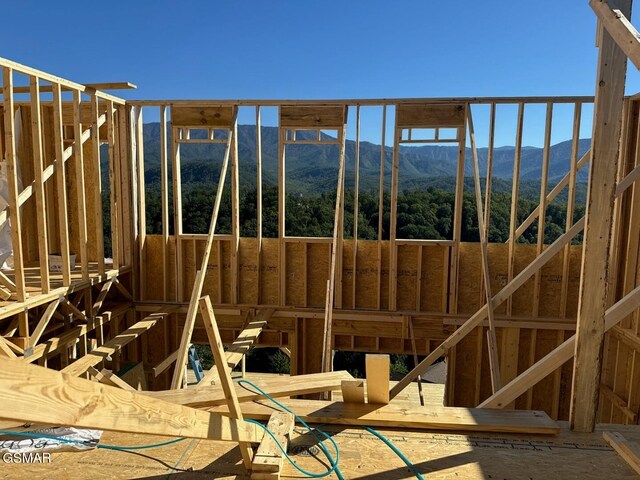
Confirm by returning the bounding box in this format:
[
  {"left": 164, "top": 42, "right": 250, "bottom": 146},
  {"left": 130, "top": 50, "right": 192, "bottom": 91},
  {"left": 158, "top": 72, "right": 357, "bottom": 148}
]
[{"left": 134, "top": 123, "right": 590, "bottom": 196}]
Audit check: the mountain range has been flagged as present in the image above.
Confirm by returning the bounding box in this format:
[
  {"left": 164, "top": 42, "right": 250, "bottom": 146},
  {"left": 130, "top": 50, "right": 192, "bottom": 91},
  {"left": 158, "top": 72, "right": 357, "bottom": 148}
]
[{"left": 132, "top": 123, "right": 591, "bottom": 196}]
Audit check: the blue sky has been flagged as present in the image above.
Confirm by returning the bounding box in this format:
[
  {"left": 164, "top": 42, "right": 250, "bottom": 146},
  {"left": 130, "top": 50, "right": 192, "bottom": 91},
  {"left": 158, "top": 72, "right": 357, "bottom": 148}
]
[{"left": 3, "top": 1, "right": 639, "bottom": 146}]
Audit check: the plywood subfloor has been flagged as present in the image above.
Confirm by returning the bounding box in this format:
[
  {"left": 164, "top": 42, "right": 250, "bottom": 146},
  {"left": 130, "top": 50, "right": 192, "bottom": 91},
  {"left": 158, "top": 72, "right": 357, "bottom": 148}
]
[{"left": 2, "top": 423, "right": 639, "bottom": 479}]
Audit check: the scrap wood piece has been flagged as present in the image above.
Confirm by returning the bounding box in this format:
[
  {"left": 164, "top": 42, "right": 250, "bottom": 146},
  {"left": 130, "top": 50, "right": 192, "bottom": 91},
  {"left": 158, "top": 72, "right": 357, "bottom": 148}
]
[
  {"left": 198, "top": 307, "right": 274, "bottom": 387},
  {"left": 199, "top": 295, "right": 253, "bottom": 469},
  {"left": 366, "top": 354, "right": 390, "bottom": 404},
  {"left": 145, "top": 371, "right": 353, "bottom": 407},
  {"left": 251, "top": 411, "right": 294, "bottom": 478},
  {"left": 603, "top": 431, "right": 640, "bottom": 475},
  {"left": 61, "top": 307, "right": 176, "bottom": 377},
  {"left": 0, "top": 357, "right": 261, "bottom": 443},
  {"left": 211, "top": 398, "right": 560, "bottom": 435},
  {"left": 341, "top": 379, "right": 365, "bottom": 403}
]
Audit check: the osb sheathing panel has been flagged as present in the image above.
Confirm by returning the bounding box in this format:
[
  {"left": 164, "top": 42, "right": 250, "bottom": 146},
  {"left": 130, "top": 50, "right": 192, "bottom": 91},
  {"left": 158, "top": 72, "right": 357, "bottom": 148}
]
[
  {"left": 354, "top": 241, "right": 379, "bottom": 309},
  {"left": 220, "top": 240, "right": 232, "bottom": 304},
  {"left": 260, "top": 239, "right": 279, "bottom": 305},
  {"left": 238, "top": 238, "right": 258, "bottom": 304},
  {"left": 487, "top": 244, "right": 509, "bottom": 316},
  {"left": 143, "top": 235, "right": 164, "bottom": 301},
  {"left": 285, "top": 241, "right": 306, "bottom": 306},
  {"left": 453, "top": 327, "right": 482, "bottom": 407},
  {"left": 203, "top": 240, "right": 221, "bottom": 303},
  {"left": 397, "top": 245, "right": 418, "bottom": 310},
  {"left": 166, "top": 238, "right": 177, "bottom": 302},
  {"left": 421, "top": 246, "right": 448, "bottom": 312},
  {"left": 380, "top": 241, "right": 390, "bottom": 309},
  {"left": 511, "top": 245, "right": 537, "bottom": 315},
  {"left": 307, "top": 243, "right": 330, "bottom": 307},
  {"left": 457, "top": 243, "right": 482, "bottom": 314},
  {"left": 341, "top": 241, "right": 354, "bottom": 308}
]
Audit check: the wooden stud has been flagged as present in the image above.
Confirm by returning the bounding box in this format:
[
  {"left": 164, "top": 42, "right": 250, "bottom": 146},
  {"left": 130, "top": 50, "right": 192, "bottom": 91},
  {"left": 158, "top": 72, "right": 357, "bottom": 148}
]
[
  {"left": 90, "top": 95, "right": 105, "bottom": 275},
  {"left": 105, "top": 100, "right": 120, "bottom": 269},
  {"left": 52, "top": 82, "right": 72, "bottom": 286},
  {"left": 352, "top": 105, "right": 361, "bottom": 308},
  {"left": 29, "top": 76, "right": 50, "bottom": 294},
  {"left": 251, "top": 411, "right": 293, "bottom": 478},
  {"left": 160, "top": 106, "right": 169, "bottom": 301},
  {"left": 73, "top": 90, "right": 89, "bottom": 280}
]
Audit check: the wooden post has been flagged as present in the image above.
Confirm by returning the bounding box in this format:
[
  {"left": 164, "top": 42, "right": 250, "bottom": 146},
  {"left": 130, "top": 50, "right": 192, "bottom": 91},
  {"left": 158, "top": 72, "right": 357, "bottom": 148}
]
[
  {"left": 90, "top": 95, "right": 105, "bottom": 275},
  {"left": 571, "top": 0, "right": 631, "bottom": 433}
]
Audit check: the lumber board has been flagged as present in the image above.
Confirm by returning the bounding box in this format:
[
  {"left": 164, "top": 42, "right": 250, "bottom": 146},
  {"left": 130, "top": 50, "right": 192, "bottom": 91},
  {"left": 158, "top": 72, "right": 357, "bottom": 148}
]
[
  {"left": 341, "top": 379, "right": 365, "bottom": 403},
  {"left": 62, "top": 308, "right": 175, "bottom": 377},
  {"left": 603, "top": 431, "right": 640, "bottom": 475},
  {"left": 210, "top": 398, "right": 560, "bottom": 435},
  {"left": 146, "top": 371, "right": 353, "bottom": 407},
  {"left": 0, "top": 358, "right": 261, "bottom": 443},
  {"left": 366, "top": 354, "right": 390, "bottom": 404},
  {"left": 252, "top": 411, "right": 293, "bottom": 477}
]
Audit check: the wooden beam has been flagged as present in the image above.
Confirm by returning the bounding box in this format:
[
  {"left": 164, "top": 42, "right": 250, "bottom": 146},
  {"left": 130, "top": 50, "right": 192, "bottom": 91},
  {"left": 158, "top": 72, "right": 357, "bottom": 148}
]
[
  {"left": 148, "top": 371, "right": 353, "bottom": 407},
  {"left": 62, "top": 308, "right": 174, "bottom": 377},
  {"left": 87, "top": 367, "right": 136, "bottom": 391},
  {"left": 603, "top": 431, "right": 640, "bottom": 475},
  {"left": 199, "top": 295, "right": 253, "bottom": 469},
  {"left": 390, "top": 216, "right": 585, "bottom": 400},
  {"left": 211, "top": 398, "right": 559, "bottom": 435},
  {"left": 480, "top": 284, "right": 640, "bottom": 408},
  {"left": 92, "top": 278, "right": 114, "bottom": 317},
  {"left": 28, "top": 298, "right": 61, "bottom": 347},
  {"left": 0, "top": 358, "right": 261, "bottom": 443},
  {"left": 251, "top": 411, "right": 293, "bottom": 478},
  {"left": 571, "top": 0, "right": 631, "bottom": 433},
  {"left": 366, "top": 354, "right": 390, "bottom": 404},
  {"left": 2, "top": 68, "right": 26, "bottom": 301},
  {"left": 170, "top": 109, "right": 236, "bottom": 389},
  {"left": 592, "top": 0, "right": 640, "bottom": 71}
]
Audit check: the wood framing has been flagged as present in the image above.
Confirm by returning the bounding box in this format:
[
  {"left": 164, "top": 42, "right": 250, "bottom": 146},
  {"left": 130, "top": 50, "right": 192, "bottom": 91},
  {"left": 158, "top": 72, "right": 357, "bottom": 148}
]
[{"left": 571, "top": 0, "right": 631, "bottom": 433}]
